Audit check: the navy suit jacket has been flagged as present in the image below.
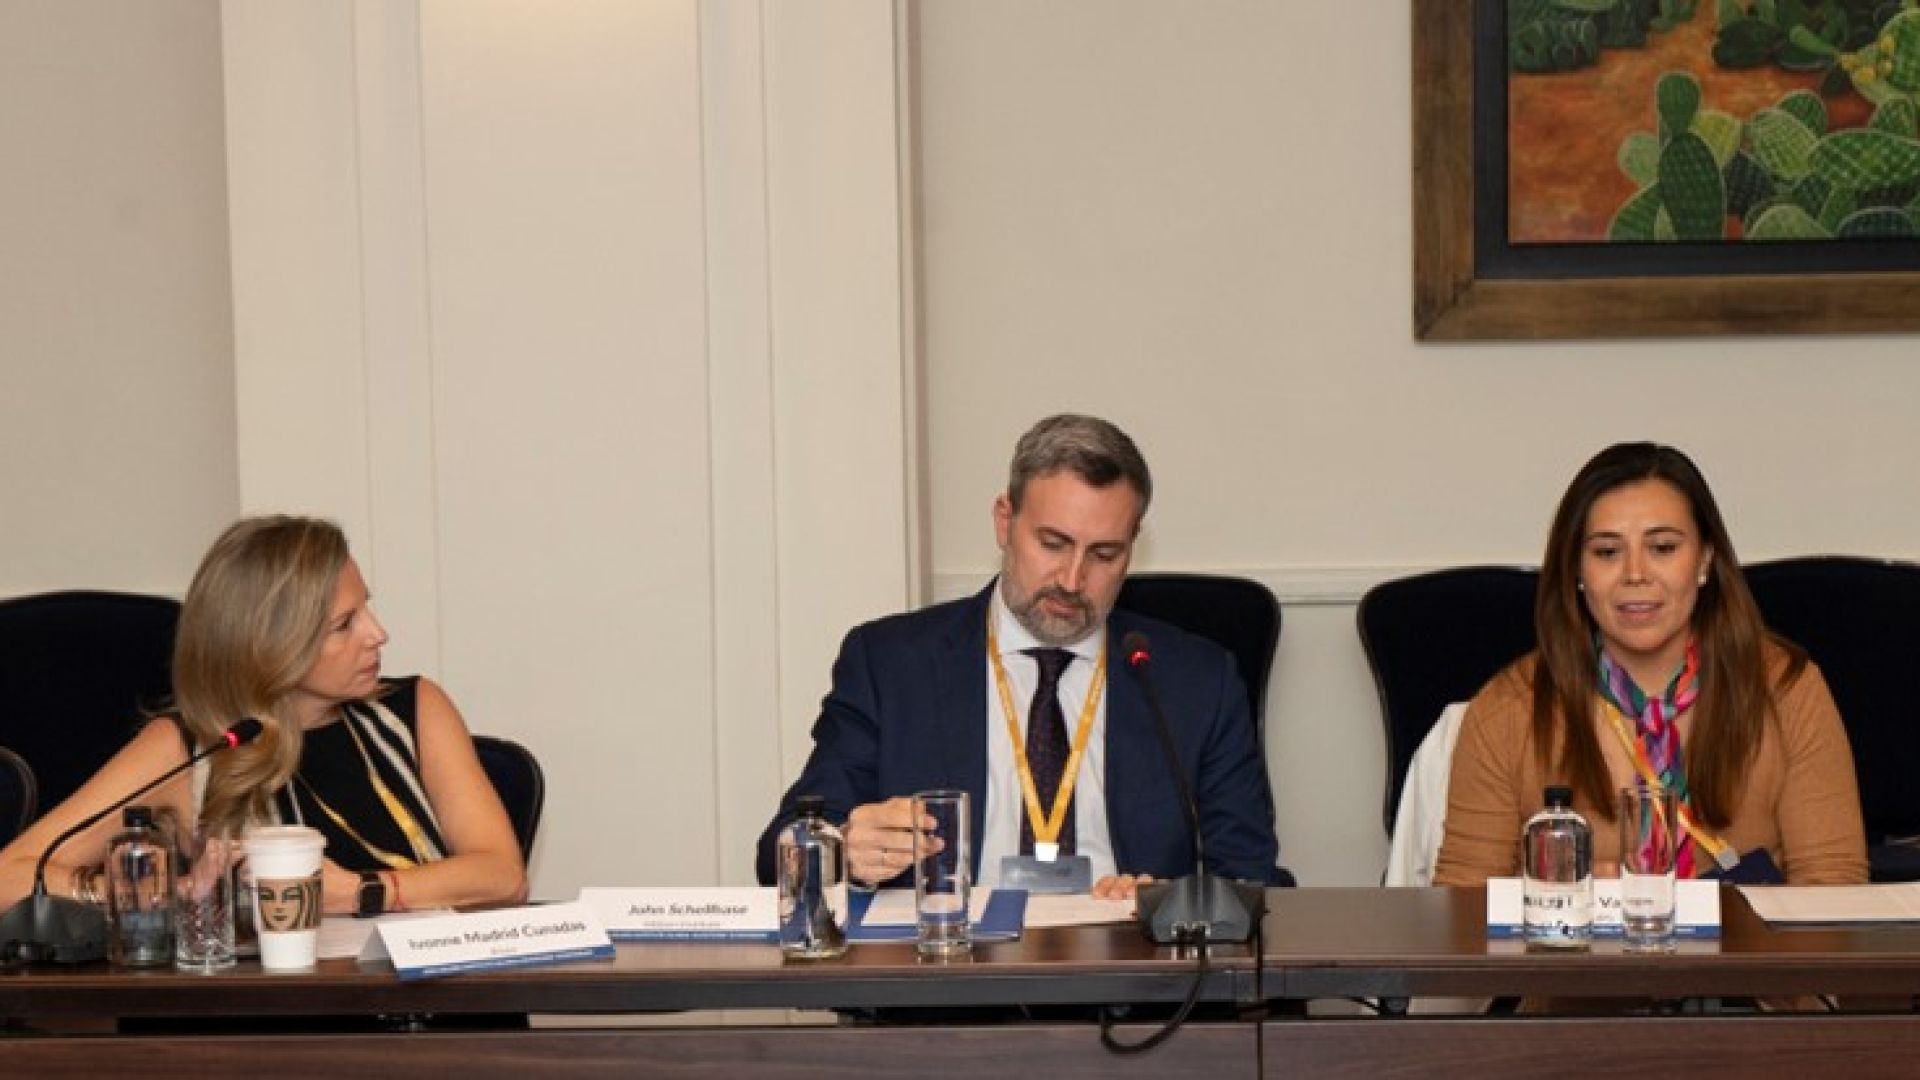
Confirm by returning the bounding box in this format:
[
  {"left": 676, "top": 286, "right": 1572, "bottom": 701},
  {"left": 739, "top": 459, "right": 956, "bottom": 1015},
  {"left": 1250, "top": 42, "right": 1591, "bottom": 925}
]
[{"left": 755, "top": 584, "right": 1282, "bottom": 886}]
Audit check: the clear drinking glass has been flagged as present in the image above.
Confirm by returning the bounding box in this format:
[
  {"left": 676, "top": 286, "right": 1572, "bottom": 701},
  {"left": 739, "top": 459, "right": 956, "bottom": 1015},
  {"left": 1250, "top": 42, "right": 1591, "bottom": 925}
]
[
  {"left": 1619, "top": 783, "right": 1678, "bottom": 953},
  {"left": 173, "top": 825, "right": 238, "bottom": 972},
  {"left": 912, "top": 790, "right": 971, "bottom": 957}
]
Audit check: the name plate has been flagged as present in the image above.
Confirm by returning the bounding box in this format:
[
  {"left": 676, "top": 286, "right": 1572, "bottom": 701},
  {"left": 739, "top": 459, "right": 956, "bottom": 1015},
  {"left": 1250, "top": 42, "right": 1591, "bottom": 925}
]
[
  {"left": 371, "top": 901, "right": 614, "bottom": 980},
  {"left": 1485, "top": 877, "right": 1721, "bottom": 939},
  {"left": 578, "top": 886, "right": 779, "bottom": 942}
]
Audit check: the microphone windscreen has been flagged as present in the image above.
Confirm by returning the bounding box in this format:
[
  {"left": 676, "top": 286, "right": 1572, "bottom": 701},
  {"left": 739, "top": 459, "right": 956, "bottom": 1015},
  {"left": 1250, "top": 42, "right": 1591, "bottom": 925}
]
[
  {"left": 1121, "top": 631, "right": 1151, "bottom": 666},
  {"left": 224, "top": 717, "right": 265, "bottom": 748}
]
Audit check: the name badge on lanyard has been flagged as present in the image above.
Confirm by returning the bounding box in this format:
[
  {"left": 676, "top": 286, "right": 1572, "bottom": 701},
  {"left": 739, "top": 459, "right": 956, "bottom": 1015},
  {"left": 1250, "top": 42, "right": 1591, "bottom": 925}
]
[
  {"left": 1000, "top": 851, "right": 1094, "bottom": 894},
  {"left": 988, "top": 613, "right": 1102, "bottom": 895}
]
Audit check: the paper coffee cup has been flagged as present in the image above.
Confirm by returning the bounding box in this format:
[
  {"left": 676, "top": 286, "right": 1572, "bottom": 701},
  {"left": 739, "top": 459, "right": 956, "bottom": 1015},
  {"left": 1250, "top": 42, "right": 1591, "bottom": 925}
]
[{"left": 242, "top": 825, "right": 326, "bottom": 971}]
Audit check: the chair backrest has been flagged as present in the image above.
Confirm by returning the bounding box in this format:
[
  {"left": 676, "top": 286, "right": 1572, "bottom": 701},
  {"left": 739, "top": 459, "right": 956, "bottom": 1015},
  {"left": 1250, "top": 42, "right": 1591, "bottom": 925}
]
[
  {"left": 1115, "top": 573, "right": 1282, "bottom": 736},
  {"left": 0, "top": 747, "right": 37, "bottom": 848},
  {"left": 1358, "top": 566, "right": 1539, "bottom": 835},
  {"left": 1745, "top": 556, "right": 1920, "bottom": 852},
  {"left": 473, "top": 734, "right": 545, "bottom": 861},
  {"left": 0, "top": 591, "right": 181, "bottom": 813}
]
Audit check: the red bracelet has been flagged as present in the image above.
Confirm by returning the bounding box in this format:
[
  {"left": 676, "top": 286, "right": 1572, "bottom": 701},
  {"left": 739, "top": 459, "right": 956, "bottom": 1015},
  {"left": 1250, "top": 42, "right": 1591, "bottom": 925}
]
[{"left": 386, "top": 870, "right": 405, "bottom": 912}]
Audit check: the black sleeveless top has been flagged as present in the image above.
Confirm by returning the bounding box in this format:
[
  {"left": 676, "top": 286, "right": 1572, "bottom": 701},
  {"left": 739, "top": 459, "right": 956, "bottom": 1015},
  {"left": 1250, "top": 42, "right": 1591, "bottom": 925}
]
[{"left": 271, "top": 677, "right": 449, "bottom": 873}]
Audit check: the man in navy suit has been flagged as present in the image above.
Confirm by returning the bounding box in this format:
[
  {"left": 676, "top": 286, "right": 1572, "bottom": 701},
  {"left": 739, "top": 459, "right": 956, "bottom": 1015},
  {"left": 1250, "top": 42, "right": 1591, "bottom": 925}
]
[{"left": 756, "top": 415, "right": 1280, "bottom": 896}]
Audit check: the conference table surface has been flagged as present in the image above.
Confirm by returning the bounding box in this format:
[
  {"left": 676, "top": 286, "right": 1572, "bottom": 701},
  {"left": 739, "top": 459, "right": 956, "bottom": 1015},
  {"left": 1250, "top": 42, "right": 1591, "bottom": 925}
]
[
  {"left": 7, "top": 884, "right": 1920, "bottom": 1020},
  {"left": 1261, "top": 884, "right": 1920, "bottom": 1000},
  {"left": 10, "top": 887, "right": 1920, "bottom": 1077},
  {"left": 0, "top": 915, "right": 1255, "bottom": 1021}
]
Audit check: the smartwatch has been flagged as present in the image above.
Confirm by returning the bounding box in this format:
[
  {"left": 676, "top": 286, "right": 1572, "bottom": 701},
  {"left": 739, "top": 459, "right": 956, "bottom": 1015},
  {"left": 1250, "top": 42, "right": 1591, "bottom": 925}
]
[{"left": 355, "top": 871, "right": 387, "bottom": 919}]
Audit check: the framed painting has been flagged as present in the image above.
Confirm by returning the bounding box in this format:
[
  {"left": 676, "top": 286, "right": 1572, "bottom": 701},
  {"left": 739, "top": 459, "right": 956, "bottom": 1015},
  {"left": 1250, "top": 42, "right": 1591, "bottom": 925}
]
[{"left": 1413, "top": 0, "right": 1920, "bottom": 340}]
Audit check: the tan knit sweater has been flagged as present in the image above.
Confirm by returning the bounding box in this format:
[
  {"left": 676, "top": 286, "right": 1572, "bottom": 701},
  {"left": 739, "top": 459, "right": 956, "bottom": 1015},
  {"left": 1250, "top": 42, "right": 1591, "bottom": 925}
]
[{"left": 1433, "top": 645, "right": 1867, "bottom": 886}]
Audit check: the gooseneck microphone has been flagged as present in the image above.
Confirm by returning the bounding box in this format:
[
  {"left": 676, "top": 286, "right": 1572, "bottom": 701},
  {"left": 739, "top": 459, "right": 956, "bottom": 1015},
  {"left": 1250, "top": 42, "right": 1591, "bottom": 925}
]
[
  {"left": 1120, "top": 633, "right": 1263, "bottom": 946},
  {"left": 0, "top": 717, "right": 264, "bottom": 965}
]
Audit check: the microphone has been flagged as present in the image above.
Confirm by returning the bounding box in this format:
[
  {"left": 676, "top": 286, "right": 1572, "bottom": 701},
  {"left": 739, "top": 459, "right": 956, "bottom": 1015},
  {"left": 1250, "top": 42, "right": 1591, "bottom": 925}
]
[
  {"left": 1121, "top": 633, "right": 1263, "bottom": 945},
  {"left": 0, "top": 717, "right": 264, "bottom": 965}
]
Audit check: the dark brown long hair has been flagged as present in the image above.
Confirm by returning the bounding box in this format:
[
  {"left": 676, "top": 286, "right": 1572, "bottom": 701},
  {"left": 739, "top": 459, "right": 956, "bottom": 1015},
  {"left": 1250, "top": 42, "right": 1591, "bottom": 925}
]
[{"left": 1531, "top": 443, "right": 1804, "bottom": 824}]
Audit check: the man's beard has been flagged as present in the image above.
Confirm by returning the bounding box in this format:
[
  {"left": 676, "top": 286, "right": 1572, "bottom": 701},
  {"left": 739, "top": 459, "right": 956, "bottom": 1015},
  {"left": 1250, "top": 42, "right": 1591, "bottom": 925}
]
[{"left": 1005, "top": 577, "right": 1098, "bottom": 647}]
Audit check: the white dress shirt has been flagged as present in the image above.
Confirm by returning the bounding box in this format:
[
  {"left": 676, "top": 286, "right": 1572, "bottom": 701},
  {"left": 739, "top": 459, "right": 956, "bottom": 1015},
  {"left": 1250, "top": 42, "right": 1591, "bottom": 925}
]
[{"left": 977, "top": 585, "right": 1117, "bottom": 887}]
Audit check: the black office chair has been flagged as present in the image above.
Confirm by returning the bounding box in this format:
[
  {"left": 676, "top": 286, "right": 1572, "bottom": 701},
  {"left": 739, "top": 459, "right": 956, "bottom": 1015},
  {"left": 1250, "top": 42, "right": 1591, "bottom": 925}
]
[
  {"left": 1114, "top": 573, "right": 1292, "bottom": 886},
  {"left": 1357, "top": 566, "right": 1539, "bottom": 836},
  {"left": 0, "top": 591, "right": 181, "bottom": 813},
  {"left": 0, "top": 747, "right": 37, "bottom": 848},
  {"left": 473, "top": 735, "right": 545, "bottom": 862},
  {"left": 1745, "top": 556, "right": 1920, "bottom": 883},
  {"left": 1115, "top": 572, "right": 1282, "bottom": 735}
]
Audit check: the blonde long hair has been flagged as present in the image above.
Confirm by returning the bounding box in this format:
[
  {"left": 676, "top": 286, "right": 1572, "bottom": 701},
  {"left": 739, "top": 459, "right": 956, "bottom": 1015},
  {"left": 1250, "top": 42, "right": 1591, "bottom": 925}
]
[{"left": 172, "top": 516, "right": 349, "bottom": 833}]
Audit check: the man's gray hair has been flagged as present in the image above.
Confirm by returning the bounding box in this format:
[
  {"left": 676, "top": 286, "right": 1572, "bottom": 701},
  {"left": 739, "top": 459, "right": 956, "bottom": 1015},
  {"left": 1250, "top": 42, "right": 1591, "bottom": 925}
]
[{"left": 1006, "top": 414, "right": 1152, "bottom": 517}]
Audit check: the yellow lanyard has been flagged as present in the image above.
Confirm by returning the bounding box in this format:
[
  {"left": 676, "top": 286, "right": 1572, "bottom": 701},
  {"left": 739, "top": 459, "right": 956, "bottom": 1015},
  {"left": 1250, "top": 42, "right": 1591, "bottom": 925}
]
[
  {"left": 294, "top": 712, "right": 436, "bottom": 870},
  {"left": 1600, "top": 699, "right": 1738, "bottom": 872},
  {"left": 986, "top": 613, "right": 1105, "bottom": 853}
]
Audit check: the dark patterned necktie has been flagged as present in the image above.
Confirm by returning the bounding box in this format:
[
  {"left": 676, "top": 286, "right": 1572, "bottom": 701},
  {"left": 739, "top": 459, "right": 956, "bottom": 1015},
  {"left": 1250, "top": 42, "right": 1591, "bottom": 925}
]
[{"left": 1019, "top": 647, "right": 1076, "bottom": 856}]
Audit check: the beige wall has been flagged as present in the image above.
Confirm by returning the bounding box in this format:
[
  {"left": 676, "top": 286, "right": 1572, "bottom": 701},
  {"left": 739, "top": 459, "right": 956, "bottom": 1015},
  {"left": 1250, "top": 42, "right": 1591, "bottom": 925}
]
[
  {"left": 0, "top": 0, "right": 238, "bottom": 594},
  {"left": 914, "top": 1, "right": 1920, "bottom": 882}
]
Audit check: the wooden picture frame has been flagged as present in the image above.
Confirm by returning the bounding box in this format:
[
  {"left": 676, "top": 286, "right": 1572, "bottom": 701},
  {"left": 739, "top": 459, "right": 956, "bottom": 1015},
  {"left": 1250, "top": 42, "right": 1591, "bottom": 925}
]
[{"left": 1412, "top": 0, "right": 1920, "bottom": 341}]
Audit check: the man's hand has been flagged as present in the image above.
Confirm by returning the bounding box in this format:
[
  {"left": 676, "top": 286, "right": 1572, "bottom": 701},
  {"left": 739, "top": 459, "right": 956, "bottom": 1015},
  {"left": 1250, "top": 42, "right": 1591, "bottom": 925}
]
[
  {"left": 844, "top": 797, "right": 938, "bottom": 886},
  {"left": 1091, "top": 872, "right": 1155, "bottom": 902}
]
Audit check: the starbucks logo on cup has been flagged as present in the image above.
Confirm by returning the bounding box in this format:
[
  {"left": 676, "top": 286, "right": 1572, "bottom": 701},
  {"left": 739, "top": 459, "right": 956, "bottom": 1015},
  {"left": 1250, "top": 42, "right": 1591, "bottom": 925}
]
[{"left": 255, "top": 871, "right": 323, "bottom": 932}]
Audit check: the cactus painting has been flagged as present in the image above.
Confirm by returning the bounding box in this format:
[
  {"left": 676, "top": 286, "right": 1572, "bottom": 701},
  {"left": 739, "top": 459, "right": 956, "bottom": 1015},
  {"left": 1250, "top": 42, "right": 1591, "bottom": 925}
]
[
  {"left": 1510, "top": 0, "right": 1920, "bottom": 242},
  {"left": 1509, "top": 0, "right": 1701, "bottom": 73},
  {"left": 1605, "top": 39, "right": 1920, "bottom": 240},
  {"left": 1414, "top": 0, "right": 1920, "bottom": 339}
]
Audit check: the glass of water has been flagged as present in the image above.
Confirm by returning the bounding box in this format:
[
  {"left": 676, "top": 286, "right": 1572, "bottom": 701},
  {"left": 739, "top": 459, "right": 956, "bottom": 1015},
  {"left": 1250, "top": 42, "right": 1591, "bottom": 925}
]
[
  {"left": 912, "top": 790, "right": 971, "bottom": 957},
  {"left": 1618, "top": 783, "right": 1678, "bottom": 953},
  {"left": 172, "top": 824, "right": 238, "bottom": 972}
]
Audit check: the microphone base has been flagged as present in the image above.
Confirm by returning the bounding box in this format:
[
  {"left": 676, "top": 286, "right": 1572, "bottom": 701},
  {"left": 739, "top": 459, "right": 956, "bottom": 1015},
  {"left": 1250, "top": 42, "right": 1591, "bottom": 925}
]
[
  {"left": 1135, "top": 874, "right": 1265, "bottom": 945},
  {"left": 0, "top": 892, "right": 109, "bottom": 966}
]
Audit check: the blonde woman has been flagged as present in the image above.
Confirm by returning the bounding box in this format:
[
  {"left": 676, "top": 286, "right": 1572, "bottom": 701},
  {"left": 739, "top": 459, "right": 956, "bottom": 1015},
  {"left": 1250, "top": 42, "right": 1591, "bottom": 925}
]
[{"left": 0, "top": 516, "right": 526, "bottom": 915}]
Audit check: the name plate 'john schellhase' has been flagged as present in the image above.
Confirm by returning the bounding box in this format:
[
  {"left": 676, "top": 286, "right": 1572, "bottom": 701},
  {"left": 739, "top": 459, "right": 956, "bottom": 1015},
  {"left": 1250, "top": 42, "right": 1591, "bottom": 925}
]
[
  {"left": 578, "top": 887, "right": 780, "bottom": 942},
  {"left": 369, "top": 901, "right": 614, "bottom": 979}
]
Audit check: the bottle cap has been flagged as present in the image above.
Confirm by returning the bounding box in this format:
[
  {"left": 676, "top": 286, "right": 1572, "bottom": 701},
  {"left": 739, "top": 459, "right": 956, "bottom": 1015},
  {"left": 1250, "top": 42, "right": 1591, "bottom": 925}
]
[
  {"left": 123, "top": 806, "right": 154, "bottom": 828},
  {"left": 1543, "top": 785, "right": 1573, "bottom": 809},
  {"left": 795, "top": 795, "right": 826, "bottom": 818}
]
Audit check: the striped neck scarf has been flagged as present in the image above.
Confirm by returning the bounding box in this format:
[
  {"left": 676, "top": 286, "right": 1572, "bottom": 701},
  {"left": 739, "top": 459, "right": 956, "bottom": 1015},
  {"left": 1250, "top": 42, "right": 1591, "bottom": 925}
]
[{"left": 1597, "top": 637, "right": 1701, "bottom": 877}]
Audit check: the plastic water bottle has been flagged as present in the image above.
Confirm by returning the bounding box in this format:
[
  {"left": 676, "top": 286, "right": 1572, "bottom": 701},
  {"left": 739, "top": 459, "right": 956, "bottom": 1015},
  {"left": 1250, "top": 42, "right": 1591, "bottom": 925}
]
[
  {"left": 777, "top": 795, "right": 848, "bottom": 959},
  {"left": 1522, "top": 785, "right": 1593, "bottom": 950},
  {"left": 107, "top": 806, "right": 176, "bottom": 967}
]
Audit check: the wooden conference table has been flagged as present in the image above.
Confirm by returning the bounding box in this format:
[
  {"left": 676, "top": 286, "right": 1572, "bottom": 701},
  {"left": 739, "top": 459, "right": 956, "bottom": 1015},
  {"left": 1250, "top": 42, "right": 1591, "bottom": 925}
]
[{"left": 6, "top": 887, "right": 1920, "bottom": 1077}]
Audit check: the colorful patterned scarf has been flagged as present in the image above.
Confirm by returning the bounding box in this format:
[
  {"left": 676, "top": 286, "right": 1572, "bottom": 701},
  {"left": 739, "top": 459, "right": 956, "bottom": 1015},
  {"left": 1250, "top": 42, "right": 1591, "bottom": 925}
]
[{"left": 1597, "top": 638, "right": 1701, "bottom": 877}]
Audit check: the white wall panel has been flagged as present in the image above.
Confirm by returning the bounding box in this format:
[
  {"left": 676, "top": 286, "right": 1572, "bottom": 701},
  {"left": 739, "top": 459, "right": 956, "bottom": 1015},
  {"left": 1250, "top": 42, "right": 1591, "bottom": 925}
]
[{"left": 224, "top": 0, "right": 912, "bottom": 895}]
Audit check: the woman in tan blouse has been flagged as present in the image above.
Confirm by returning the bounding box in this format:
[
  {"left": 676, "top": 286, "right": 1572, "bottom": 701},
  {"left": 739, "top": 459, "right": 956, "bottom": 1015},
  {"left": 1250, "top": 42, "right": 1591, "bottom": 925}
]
[{"left": 1434, "top": 443, "right": 1865, "bottom": 887}]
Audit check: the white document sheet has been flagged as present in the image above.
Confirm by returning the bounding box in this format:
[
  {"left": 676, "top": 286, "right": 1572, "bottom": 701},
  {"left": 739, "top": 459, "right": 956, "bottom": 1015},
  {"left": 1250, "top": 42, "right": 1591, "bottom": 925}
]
[
  {"left": 1019, "top": 893, "right": 1136, "bottom": 928},
  {"left": 861, "top": 889, "right": 1134, "bottom": 929},
  {"left": 1739, "top": 883, "right": 1920, "bottom": 925},
  {"left": 863, "top": 889, "right": 994, "bottom": 927},
  {"left": 317, "top": 910, "right": 454, "bottom": 959}
]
